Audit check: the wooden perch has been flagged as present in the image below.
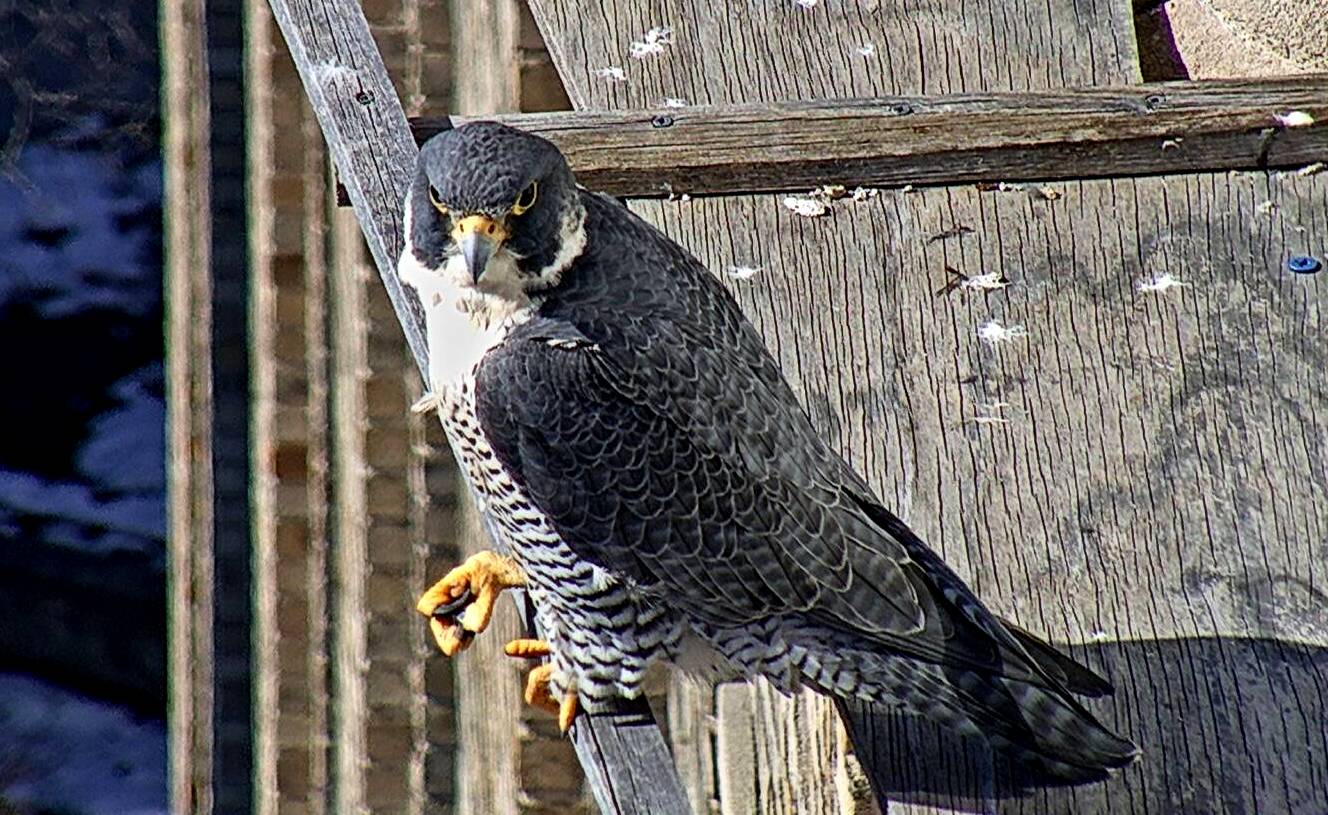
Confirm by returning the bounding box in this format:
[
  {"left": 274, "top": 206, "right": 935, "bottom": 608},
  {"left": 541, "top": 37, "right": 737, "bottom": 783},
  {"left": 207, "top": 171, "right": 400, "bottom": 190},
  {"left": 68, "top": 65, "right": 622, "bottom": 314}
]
[
  {"left": 392, "top": 77, "right": 1326, "bottom": 198},
  {"left": 264, "top": 1, "right": 691, "bottom": 813}
]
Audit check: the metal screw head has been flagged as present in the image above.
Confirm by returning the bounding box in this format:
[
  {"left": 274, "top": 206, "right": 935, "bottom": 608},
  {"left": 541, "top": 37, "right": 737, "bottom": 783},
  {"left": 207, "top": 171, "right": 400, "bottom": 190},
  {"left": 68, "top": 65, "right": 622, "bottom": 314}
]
[
  {"left": 890, "top": 102, "right": 914, "bottom": 116},
  {"left": 1287, "top": 255, "right": 1322, "bottom": 274},
  {"left": 1143, "top": 94, "right": 1166, "bottom": 111},
  {"left": 651, "top": 114, "right": 674, "bottom": 128},
  {"left": 355, "top": 90, "right": 374, "bottom": 105}
]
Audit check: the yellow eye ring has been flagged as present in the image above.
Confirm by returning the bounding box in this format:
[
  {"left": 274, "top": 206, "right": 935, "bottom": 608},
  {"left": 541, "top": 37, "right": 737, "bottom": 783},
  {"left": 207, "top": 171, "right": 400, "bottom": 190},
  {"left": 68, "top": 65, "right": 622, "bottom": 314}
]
[
  {"left": 512, "top": 182, "right": 538, "bottom": 215},
  {"left": 427, "top": 184, "right": 448, "bottom": 214}
]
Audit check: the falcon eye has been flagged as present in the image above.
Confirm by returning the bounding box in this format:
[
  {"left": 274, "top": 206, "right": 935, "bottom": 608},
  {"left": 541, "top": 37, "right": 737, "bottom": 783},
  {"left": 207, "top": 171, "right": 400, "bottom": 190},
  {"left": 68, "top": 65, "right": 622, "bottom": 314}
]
[
  {"left": 511, "top": 182, "right": 538, "bottom": 215},
  {"left": 427, "top": 184, "right": 448, "bottom": 214}
]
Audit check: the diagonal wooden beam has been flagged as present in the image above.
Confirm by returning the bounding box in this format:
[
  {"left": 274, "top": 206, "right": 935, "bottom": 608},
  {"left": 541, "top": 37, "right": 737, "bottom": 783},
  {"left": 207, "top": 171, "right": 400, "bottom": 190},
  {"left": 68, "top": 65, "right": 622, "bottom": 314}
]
[
  {"left": 402, "top": 77, "right": 1325, "bottom": 197},
  {"left": 263, "top": 1, "right": 691, "bottom": 813}
]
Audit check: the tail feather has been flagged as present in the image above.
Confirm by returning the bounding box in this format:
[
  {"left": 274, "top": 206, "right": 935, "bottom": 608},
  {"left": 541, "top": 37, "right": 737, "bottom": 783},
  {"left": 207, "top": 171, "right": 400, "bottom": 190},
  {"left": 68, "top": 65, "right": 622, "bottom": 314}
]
[
  {"left": 991, "top": 676, "right": 1139, "bottom": 774},
  {"left": 791, "top": 634, "right": 1140, "bottom": 782},
  {"left": 998, "top": 616, "right": 1115, "bottom": 698}
]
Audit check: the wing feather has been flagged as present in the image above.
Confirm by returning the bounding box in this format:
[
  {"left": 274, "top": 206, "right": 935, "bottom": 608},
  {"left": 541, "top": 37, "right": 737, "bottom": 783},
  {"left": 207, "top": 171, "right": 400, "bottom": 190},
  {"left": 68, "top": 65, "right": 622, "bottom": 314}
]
[{"left": 472, "top": 196, "right": 1103, "bottom": 696}]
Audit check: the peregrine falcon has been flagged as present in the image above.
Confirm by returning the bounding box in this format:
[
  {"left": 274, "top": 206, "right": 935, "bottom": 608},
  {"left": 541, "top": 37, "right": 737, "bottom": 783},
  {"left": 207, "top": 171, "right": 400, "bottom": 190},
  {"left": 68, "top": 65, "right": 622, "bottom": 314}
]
[{"left": 401, "top": 121, "right": 1139, "bottom": 781}]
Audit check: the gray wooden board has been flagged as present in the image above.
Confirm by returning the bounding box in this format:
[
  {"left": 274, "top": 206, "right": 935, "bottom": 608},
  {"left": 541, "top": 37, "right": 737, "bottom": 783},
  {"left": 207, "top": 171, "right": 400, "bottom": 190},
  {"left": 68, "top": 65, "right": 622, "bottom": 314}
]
[
  {"left": 668, "top": 676, "right": 720, "bottom": 815},
  {"left": 453, "top": 498, "right": 525, "bottom": 815},
  {"left": 265, "top": 0, "right": 691, "bottom": 812},
  {"left": 528, "top": 0, "right": 1140, "bottom": 109},
  {"left": 403, "top": 78, "right": 1328, "bottom": 197},
  {"left": 626, "top": 169, "right": 1328, "bottom": 814}
]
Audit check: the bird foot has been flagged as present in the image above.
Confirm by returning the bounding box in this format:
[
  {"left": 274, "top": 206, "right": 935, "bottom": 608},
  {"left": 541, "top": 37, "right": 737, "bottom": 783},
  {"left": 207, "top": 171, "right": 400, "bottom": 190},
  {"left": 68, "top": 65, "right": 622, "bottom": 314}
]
[
  {"left": 505, "top": 638, "right": 579, "bottom": 733},
  {"left": 416, "top": 551, "right": 526, "bottom": 656}
]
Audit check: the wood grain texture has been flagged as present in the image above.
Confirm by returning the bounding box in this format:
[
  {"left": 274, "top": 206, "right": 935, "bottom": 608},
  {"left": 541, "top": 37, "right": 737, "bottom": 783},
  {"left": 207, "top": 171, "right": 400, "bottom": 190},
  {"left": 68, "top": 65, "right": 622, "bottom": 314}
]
[
  {"left": 667, "top": 678, "right": 718, "bottom": 815},
  {"left": 450, "top": 0, "right": 522, "bottom": 116},
  {"left": 406, "top": 78, "right": 1328, "bottom": 196},
  {"left": 329, "top": 210, "right": 372, "bottom": 815},
  {"left": 249, "top": 0, "right": 281, "bottom": 805},
  {"left": 526, "top": 0, "right": 1140, "bottom": 108},
  {"left": 298, "top": 84, "right": 333, "bottom": 815},
  {"left": 629, "top": 170, "right": 1328, "bottom": 813},
  {"left": 248, "top": 2, "right": 335, "bottom": 811},
  {"left": 266, "top": 2, "right": 691, "bottom": 812},
  {"left": 266, "top": 0, "right": 425, "bottom": 366},
  {"left": 716, "top": 687, "right": 881, "bottom": 815},
  {"left": 163, "top": 0, "right": 214, "bottom": 809}
]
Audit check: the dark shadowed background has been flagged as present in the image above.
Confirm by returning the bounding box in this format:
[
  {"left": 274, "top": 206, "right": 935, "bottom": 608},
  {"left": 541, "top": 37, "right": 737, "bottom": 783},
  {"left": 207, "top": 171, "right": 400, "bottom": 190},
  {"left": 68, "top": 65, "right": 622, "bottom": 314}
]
[{"left": 0, "top": 1, "right": 166, "bottom": 813}]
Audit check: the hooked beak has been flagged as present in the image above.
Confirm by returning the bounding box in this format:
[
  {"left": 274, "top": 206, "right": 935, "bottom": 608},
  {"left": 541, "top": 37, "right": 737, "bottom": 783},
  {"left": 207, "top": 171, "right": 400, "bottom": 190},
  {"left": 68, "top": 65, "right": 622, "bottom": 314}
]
[{"left": 452, "top": 214, "right": 509, "bottom": 284}]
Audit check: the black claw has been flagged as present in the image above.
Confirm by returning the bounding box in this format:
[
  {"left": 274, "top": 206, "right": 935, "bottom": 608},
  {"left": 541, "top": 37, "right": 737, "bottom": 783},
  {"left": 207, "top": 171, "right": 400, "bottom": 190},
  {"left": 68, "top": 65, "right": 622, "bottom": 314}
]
[{"left": 431, "top": 588, "right": 475, "bottom": 621}]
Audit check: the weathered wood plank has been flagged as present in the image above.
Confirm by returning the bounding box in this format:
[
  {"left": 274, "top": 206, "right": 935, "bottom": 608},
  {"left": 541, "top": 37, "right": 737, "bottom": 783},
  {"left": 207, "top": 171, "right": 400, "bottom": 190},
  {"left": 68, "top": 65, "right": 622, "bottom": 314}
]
[
  {"left": 163, "top": 0, "right": 214, "bottom": 809},
  {"left": 265, "top": 0, "right": 423, "bottom": 363},
  {"left": 631, "top": 170, "right": 1328, "bottom": 813},
  {"left": 264, "top": 1, "right": 691, "bottom": 813},
  {"left": 164, "top": 0, "right": 257, "bottom": 809},
  {"left": 523, "top": 0, "right": 1137, "bottom": 811},
  {"left": 329, "top": 210, "right": 373, "bottom": 814},
  {"left": 452, "top": 496, "right": 524, "bottom": 815},
  {"left": 714, "top": 686, "right": 881, "bottom": 815},
  {"left": 525, "top": 0, "right": 1140, "bottom": 108},
  {"left": 667, "top": 678, "right": 718, "bottom": 815},
  {"left": 405, "top": 78, "right": 1328, "bottom": 197},
  {"left": 246, "top": 1, "right": 336, "bottom": 811}
]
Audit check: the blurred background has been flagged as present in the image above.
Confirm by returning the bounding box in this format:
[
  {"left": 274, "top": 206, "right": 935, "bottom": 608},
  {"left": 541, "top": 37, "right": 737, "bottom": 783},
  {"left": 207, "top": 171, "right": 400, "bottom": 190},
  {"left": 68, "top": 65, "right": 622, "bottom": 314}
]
[
  {"left": 0, "top": 0, "right": 1320, "bottom": 813},
  {"left": 0, "top": 1, "right": 165, "bottom": 812}
]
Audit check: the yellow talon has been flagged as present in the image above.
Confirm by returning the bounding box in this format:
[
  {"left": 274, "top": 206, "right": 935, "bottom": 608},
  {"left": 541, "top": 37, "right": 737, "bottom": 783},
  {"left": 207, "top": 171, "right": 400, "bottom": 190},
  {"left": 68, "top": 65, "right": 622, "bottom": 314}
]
[
  {"left": 522, "top": 662, "right": 580, "bottom": 733},
  {"left": 559, "top": 690, "right": 579, "bottom": 734},
  {"left": 417, "top": 551, "right": 526, "bottom": 655}
]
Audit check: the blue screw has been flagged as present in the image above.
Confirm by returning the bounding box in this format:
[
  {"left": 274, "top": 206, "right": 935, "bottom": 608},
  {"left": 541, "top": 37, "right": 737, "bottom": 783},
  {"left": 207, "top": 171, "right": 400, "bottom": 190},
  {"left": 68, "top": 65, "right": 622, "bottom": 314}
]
[{"left": 1287, "top": 255, "right": 1322, "bottom": 274}]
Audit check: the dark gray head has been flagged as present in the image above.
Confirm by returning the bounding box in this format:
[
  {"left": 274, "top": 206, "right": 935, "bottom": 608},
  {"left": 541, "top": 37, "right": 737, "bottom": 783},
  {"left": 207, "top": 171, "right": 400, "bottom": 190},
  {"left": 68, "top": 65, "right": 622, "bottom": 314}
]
[{"left": 406, "top": 121, "right": 584, "bottom": 293}]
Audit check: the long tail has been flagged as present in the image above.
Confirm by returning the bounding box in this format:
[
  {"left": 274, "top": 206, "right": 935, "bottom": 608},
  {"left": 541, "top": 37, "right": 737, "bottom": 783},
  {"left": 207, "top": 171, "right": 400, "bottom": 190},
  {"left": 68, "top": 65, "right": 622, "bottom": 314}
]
[
  {"left": 957, "top": 671, "right": 1140, "bottom": 783},
  {"left": 789, "top": 634, "right": 1139, "bottom": 783}
]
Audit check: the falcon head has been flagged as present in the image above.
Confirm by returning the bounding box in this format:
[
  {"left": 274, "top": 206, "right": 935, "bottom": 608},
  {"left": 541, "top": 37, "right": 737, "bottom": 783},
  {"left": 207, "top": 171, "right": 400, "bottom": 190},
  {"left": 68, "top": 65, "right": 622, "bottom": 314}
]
[{"left": 405, "top": 121, "right": 586, "bottom": 299}]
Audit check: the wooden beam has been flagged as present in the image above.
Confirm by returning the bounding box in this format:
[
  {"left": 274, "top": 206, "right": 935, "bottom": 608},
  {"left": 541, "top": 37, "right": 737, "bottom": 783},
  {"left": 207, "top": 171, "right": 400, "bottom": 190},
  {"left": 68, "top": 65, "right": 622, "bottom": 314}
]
[
  {"left": 163, "top": 0, "right": 214, "bottom": 810},
  {"left": 263, "top": 1, "right": 691, "bottom": 813},
  {"left": 398, "top": 78, "right": 1327, "bottom": 197}
]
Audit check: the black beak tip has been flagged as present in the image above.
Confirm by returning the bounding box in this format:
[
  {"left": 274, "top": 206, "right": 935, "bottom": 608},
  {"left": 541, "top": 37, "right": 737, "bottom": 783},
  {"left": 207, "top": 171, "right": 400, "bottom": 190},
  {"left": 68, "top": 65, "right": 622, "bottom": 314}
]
[{"left": 461, "top": 237, "right": 494, "bottom": 284}]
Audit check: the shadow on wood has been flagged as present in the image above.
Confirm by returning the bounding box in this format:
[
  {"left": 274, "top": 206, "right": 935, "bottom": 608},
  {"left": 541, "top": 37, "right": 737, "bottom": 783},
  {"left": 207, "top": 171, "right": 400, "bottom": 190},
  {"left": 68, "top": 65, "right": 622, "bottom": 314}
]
[{"left": 840, "top": 635, "right": 1328, "bottom": 814}]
